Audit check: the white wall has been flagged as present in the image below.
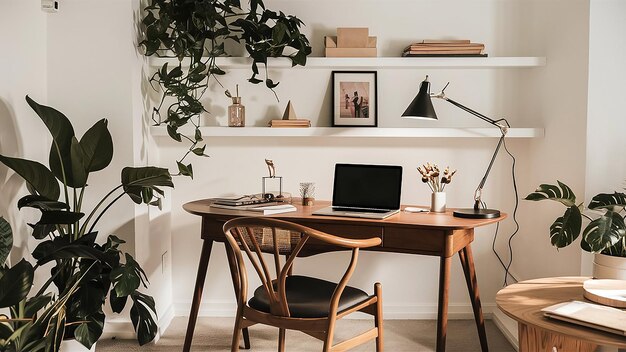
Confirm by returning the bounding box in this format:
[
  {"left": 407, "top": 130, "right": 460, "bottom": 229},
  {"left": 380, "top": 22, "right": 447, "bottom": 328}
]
[
  {"left": 45, "top": 0, "right": 173, "bottom": 338},
  {"left": 583, "top": 0, "right": 626, "bottom": 273},
  {"left": 162, "top": 0, "right": 592, "bottom": 324},
  {"left": 0, "top": 1, "right": 50, "bottom": 262}
]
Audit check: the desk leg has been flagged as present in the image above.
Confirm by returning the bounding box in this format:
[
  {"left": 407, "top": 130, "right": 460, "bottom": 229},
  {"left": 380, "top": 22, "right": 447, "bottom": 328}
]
[
  {"left": 459, "top": 245, "right": 488, "bottom": 352},
  {"left": 183, "top": 240, "right": 214, "bottom": 352},
  {"left": 436, "top": 256, "right": 451, "bottom": 352}
]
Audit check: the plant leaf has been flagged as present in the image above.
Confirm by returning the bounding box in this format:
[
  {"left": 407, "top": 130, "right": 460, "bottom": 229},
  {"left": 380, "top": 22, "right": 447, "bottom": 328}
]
[
  {"left": 121, "top": 167, "right": 173, "bottom": 188},
  {"left": 130, "top": 291, "right": 157, "bottom": 345},
  {"left": 583, "top": 211, "right": 626, "bottom": 252},
  {"left": 0, "top": 259, "right": 34, "bottom": 308},
  {"left": 109, "top": 289, "right": 128, "bottom": 313},
  {"left": 24, "top": 293, "right": 53, "bottom": 318},
  {"left": 45, "top": 305, "right": 65, "bottom": 352},
  {"left": 25, "top": 96, "right": 78, "bottom": 188},
  {"left": 69, "top": 137, "right": 88, "bottom": 187},
  {"left": 74, "top": 311, "right": 105, "bottom": 349},
  {"left": 0, "top": 155, "right": 60, "bottom": 200},
  {"left": 549, "top": 205, "right": 582, "bottom": 248},
  {"left": 110, "top": 254, "right": 142, "bottom": 297},
  {"left": 37, "top": 210, "right": 84, "bottom": 225},
  {"left": 0, "top": 217, "right": 12, "bottom": 265},
  {"left": 588, "top": 192, "right": 626, "bottom": 211},
  {"left": 524, "top": 181, "right": 576, "bottom": 207},
  {"left": 80, "top": 119, "right": 114, "bottom": 172},
  {"left": 17, "top": 195, "right": 69, "bottom": 211}
]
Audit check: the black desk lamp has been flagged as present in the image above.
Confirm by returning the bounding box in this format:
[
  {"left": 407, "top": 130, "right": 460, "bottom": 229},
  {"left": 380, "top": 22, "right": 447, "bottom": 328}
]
[{"left": 402, "top": 75, "right": 509, "bottom": 219}]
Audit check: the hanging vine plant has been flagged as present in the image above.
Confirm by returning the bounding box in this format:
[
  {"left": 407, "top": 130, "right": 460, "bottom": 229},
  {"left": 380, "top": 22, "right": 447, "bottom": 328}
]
[{"left": 140, "top": 0, "right": 312, "bottom": 178}]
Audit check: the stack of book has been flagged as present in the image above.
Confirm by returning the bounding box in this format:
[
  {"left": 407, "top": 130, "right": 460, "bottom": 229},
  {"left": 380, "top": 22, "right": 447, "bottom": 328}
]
[
  {"left": 268, "top": 119, "right": 311, "bottom": 128},
  {"left": 402, "top": 40, "right": 486, "bottom": 57}
]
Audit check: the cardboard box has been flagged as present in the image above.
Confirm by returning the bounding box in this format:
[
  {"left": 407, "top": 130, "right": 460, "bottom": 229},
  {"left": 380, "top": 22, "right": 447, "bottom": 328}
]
[
  {"left": 325, "top": 35, "right": 376, "bottom": 48},
  {"left": 325, "top": 47, "right": 377, "bottom": 57},
  {"left": 337, "top": 28, "right": 369, "bottom": 48},
  {"left": 325, "top": 36, "right": 337, "bottom": 48}
]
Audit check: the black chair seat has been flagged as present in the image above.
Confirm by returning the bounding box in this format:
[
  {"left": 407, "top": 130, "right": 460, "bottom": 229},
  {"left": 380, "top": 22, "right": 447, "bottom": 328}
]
[{"left": 248, "top": 275, "right": 369, "bottom": 318}]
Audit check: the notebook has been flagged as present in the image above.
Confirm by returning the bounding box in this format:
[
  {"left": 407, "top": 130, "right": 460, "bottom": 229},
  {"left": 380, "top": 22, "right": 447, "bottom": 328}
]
[
  {"left": 313, "top": 164, "right": 402, "bottom": 220},
  {"left": 541, "top": 300, "right": 626, "bottom": 336}
]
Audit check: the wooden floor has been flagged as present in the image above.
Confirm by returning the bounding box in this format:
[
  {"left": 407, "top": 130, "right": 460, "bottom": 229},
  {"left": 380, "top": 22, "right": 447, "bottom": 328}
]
[{"left": 97, "top": 317, "right": 515, "bottom": 351}]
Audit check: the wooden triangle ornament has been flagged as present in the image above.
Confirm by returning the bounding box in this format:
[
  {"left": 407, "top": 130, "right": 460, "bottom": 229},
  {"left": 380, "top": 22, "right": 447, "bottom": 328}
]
[{"left": 282, "top": 101, "right": 297, "bottom": 120}]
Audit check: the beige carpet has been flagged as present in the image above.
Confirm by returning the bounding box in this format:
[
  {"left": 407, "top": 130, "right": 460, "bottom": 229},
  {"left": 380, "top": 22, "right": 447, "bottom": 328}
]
[{"left": 96, "top": 317, "right": 515, "bottom": 351}]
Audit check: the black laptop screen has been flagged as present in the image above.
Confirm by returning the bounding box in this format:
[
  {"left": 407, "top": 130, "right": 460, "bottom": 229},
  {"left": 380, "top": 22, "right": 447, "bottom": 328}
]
[{"left": 332, "top": 164, "right": 402, "bottom": 210}]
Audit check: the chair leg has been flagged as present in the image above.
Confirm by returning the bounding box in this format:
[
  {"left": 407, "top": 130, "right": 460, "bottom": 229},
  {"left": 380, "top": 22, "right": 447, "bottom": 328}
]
[
  {"left": 242, "top": 327, "right": 251, "bottom": 349},
  {"left": 231, "top": 312, "right": 243, "bottom": 352},
  {"left": 374, "top": 283, "right": 384, "bottom": 352},
  {"left": 323, "top": 318, "right": 337, "bottom": 352},
  {"left": 278, "top": 328, "right": 286, "bottom": 352}
]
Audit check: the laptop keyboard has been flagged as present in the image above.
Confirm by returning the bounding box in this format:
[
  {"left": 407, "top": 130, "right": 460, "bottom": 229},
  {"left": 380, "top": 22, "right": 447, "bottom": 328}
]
[{"left": 332, "top": 207, "right": 390, "bottom": 214}]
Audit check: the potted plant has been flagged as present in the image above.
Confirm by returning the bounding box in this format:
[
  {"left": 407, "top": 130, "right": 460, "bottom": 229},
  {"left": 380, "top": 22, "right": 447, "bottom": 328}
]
[
  {"left": 139, "top": 0, "right": 312, "bottom": 177},
  {"left": 0, "top": 96, "right": 174, "bottom": 350},
  {"left": 525, "top": 181, "right": 626, "bottom": 278}
]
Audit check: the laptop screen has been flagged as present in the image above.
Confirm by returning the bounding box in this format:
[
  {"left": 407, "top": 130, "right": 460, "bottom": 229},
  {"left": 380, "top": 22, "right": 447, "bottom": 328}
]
[{"left": 332, "top": 164, "right": 403, "bottom": 210}]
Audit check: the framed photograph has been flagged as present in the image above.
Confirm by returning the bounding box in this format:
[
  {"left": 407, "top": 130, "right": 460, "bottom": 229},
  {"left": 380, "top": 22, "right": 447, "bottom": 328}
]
[{"left": 332, "top": 71, "right": 377, "bottom": 127}]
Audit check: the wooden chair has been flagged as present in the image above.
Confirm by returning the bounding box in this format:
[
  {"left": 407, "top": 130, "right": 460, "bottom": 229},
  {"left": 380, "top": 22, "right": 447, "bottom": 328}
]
[{"left": 222, "top": 217, "right": 384, "bottom": 352}]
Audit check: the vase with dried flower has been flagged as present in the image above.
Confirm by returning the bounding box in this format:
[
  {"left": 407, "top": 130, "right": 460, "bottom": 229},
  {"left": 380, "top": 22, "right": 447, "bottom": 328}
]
[
  {"left": 300, "top": 182, "right": 315, "bottom": 206},
  {"left": 417, "top": 163, "right": 457, "bottom": 212}
]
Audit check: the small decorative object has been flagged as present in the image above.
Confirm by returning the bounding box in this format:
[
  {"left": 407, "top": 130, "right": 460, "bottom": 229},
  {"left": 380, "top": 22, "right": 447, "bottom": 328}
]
[
  {"left": 226, "top": 85, "right": 245, "bottom": 127},
  {"left": 417, "top": 163, "right": 457, "bottom": 213},
  {"left": 324, "top": 27, "right": 377, "bottom": 57},
  {"left": 268, "top": 100, "right": 311, "bottom": 127},
  {"left": 300, "top": 182, "right": 316, "bottom": 206},
  {"left": 332, "top": 71, "right": 377, "bottom": 127},
  {"left": 262, "top": 159, "right": 283, "bottom": 200}
]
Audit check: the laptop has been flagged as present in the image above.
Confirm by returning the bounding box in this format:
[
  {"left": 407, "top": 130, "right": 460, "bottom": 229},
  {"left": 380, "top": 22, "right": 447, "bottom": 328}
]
[{"left": 313, "top": 164, "right": 403, "bottom": 220}]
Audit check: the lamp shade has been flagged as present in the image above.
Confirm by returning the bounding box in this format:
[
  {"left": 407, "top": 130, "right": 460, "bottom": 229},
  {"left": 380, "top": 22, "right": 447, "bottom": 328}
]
[{"left": 402, "top": 77, "right": 437, "bottom": 120}]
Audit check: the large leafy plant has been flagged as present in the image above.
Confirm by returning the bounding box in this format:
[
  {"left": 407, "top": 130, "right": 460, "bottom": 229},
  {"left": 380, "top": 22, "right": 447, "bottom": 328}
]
[
  {"left": 525, "top": 181, "right": 626, "bottom": 257},
  {"left": 140, "top": 0, "right": 312, "bottom": 177},
  {"left": 0, "top": 96, "right": 174, "bottom": 350}
]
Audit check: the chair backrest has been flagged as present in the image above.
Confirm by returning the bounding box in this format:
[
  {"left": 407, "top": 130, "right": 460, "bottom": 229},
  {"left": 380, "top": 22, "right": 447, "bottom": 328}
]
[{"left": 223, "top": 217, "right": 381, "bottom": 318}]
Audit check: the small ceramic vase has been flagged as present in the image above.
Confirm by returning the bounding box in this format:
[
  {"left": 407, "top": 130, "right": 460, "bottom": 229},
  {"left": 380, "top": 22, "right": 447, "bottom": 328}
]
[{"left": 430, "top": 192, "right": 446, "bottom": 213}]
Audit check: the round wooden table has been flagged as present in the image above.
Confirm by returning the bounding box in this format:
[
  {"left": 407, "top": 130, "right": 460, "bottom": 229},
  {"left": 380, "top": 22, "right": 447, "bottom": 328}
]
[{"left": 496, "top": 277, "right": 626, "bottom": 352}]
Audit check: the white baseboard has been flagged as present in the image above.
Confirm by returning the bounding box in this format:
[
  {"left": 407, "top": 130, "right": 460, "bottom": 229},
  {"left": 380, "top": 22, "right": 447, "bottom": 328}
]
[
  {"left": 491, "top": 309, "right": 519, "bottom": 351},
  {"left": 101, "top": 303, "right": 175, "bottom": 343},
  {"left": 174, "top": 300, "right": 498, "bottom": 320}
]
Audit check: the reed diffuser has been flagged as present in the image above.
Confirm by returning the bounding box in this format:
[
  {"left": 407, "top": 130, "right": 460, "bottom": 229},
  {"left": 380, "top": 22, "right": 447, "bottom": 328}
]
[{"left": 226, "top": 84, "right": 245, "bottom": 127}]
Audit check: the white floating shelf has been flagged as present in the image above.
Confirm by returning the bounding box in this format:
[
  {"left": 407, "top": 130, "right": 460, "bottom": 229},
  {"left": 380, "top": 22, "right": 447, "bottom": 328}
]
[
  {"left": 149, "top": 56, "right": 546, "bottom": 69},
  {"left": 151, "top": 126, "right": 544, "bottom": 139}
]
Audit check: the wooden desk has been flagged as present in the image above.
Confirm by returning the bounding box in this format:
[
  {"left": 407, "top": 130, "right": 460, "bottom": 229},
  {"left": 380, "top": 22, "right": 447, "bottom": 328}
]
[
  {"left": 183, "top": 200, "right": 505, "bottom": 352},
  {"left": 496, "top": 277, "right": 626, "bottom": 352}
]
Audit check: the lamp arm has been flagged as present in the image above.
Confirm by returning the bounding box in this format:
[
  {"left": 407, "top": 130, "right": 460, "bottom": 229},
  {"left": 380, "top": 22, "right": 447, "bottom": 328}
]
[
  {"left": 431, "top": 93, "right": 510, "bottom": 210},
  {"left": 473, "top": 133, "right": 505, "bottom": 210}
]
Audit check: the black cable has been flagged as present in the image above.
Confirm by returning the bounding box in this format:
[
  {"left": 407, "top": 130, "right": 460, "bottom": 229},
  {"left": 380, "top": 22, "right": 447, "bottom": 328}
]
[{"left": 501, "top": 137, "right": 520, "bottom": 286}]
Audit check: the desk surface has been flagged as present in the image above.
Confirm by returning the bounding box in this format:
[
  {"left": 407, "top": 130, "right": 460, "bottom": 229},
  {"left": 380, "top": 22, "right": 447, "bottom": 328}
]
[
  {"left": 183, "top": 199, "right": 506, "bottom": 230},
  {"left": 496, "top": 276, "right": 626, "bottom": 349}
]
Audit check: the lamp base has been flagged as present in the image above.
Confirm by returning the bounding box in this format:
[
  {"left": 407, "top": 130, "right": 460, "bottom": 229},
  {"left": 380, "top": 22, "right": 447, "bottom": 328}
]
[{"left": 453, "top": 208, "right": 501, "bottom": 219}]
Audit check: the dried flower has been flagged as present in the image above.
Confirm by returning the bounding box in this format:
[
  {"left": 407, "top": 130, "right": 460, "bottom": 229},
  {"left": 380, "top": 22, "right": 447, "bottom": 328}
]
[{"left": 417, "top": 162, "right": 457, "bottom": 192}]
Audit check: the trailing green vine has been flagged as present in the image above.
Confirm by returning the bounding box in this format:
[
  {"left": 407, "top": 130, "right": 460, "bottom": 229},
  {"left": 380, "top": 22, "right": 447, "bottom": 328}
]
[{"left": 140, "top": 0, "right": 312, "bottom": 178}]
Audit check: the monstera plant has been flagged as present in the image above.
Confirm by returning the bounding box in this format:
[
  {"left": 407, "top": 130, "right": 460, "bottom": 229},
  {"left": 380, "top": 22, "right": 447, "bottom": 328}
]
[
  {"left": 140, "top": 0, "right": 312, "bottom": 177},
  {"left": 0, "top": 96, "right": 173, "bottom": 350},
  {"left": 525, "top": 181, "right": 626, "bottom": 257}
]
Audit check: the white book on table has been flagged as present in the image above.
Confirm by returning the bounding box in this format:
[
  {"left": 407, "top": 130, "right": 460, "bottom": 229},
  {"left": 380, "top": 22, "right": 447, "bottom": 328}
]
[
  {"left": 541, "top": 300, "right": 626, "bottom": 336},
  {"left": 210, "top": 203, "right": 297, "bottom": 215}
]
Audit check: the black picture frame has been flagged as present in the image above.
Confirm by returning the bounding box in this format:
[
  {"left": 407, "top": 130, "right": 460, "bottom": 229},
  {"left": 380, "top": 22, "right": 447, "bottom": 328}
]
[{"left": 332, "top": 71, "right": 378, "bottom": 127}]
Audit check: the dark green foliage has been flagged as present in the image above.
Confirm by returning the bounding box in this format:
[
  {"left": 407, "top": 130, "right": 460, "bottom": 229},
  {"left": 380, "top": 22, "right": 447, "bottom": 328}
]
[
  {"left": 0, "top": 97, "right": 173, "bottom": 350},
  {"left": 140, "top": 0, "right": 311, "bottom": 176},
  {"left": 526, "top": 181, "right": 626, "bottom": 257}
]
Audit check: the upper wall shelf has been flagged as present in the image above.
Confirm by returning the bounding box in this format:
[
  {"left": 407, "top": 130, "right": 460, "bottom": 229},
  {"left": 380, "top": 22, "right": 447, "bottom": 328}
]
[
  {"left": 149, "top": 56, "right": 546, "bottom": 69},
  {"left": 150, "top": 126, "right": 544, "bottom": 139}
]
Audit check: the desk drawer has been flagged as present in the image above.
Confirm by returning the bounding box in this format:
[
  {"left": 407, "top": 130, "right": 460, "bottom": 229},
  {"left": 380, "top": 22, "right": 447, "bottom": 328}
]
[
  {"left": 383, "top": 227, "right": 446, "bottom": 254},
  {"left": 296, "top": 221, "right": 383, "bottom": 244}
]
